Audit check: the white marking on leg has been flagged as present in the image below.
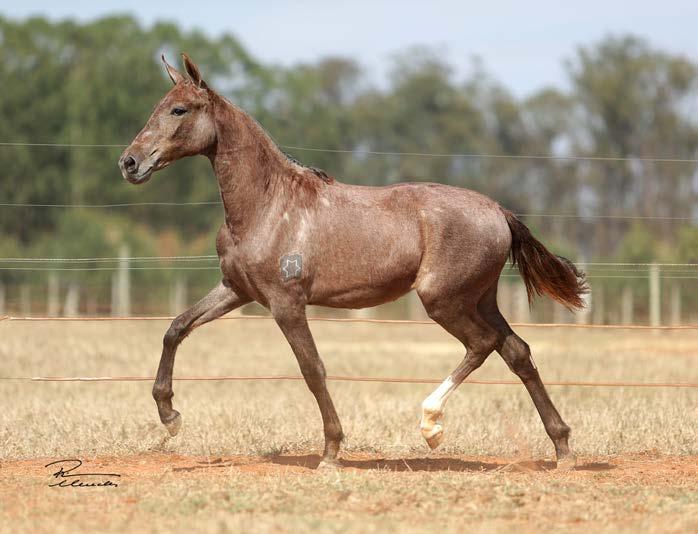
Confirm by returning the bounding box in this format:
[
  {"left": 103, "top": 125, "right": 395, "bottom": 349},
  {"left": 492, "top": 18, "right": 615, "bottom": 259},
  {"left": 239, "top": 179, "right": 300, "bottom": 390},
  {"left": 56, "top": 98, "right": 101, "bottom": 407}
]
[{"left": 420, "top": 376, "right": 459, "bottom": 448}]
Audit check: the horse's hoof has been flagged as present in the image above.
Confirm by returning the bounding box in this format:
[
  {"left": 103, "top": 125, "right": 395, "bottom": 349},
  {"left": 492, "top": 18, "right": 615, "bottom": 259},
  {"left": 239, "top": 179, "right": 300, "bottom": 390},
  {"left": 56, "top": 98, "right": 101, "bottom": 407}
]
[
  {"left": 422, "top": 424, "right": 444, "bottom": 450},
  {"left": 317, "top": 458, "right": 341, "bottom": 471},
  {"left": 163, "top": 412, "right": 182, "bottom": 437},
  {"left": 556, "top": 453, "right": 577, "bottom": 471}
]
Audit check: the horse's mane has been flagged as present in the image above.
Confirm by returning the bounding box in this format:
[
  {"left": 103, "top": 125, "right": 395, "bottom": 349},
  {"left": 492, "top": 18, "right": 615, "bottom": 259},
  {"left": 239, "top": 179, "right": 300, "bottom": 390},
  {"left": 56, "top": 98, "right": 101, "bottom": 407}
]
[
  {"left": 214, "top": 91, "right": 335, "bottom": 186},
  {"left": 281, "top": 151, "right": 334, "bottom": 184}
]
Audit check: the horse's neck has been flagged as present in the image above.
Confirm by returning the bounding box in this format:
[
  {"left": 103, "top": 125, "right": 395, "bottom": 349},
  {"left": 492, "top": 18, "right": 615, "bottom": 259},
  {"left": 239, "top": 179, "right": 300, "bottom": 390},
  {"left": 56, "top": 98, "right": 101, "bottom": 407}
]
[{"left": 209, "top": 96, "right": 289, "bottom": 237}]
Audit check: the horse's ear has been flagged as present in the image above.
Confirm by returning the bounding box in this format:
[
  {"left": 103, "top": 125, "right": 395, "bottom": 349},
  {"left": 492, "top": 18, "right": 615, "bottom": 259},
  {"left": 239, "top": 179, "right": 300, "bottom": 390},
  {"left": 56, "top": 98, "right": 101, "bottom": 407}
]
[
  {"left": 161, "top": 54, "right": 184, "bottom": 85},
  {"left": 182, "top": 53, "right": 208, "bottom": 89}
]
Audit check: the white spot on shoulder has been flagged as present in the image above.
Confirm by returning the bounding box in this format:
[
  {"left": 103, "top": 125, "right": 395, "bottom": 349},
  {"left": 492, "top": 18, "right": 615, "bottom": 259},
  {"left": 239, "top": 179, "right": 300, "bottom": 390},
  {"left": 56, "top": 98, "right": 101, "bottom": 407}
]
[
  {"left": 321, "top": 197, "right": 330, "bottom": 207},
  {"left": 283, "top": 212, "right": 289, "bottom": 222},
  {"left": 296, "top": 215, "right": 310, "bottom": 242}
]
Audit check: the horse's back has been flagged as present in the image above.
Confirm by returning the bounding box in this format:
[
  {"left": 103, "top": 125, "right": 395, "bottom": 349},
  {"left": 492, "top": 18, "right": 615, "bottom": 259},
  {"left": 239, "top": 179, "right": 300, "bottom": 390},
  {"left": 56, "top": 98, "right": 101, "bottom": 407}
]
[
  {"left": 314, "top": 181, "right": 511, "bottom": 304},
  {"left": 332, "top": 181, "right": 511, "bottom": 296},
  {"left": 331, "top": 180, "right": 510, "bottom": 252}
]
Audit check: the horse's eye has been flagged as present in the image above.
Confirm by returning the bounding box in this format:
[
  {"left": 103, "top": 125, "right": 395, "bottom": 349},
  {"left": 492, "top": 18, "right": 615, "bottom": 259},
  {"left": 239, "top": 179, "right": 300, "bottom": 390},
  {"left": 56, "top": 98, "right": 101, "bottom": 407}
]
[{"left": 171, "top": 107, "right": 187, "bottom": 116}]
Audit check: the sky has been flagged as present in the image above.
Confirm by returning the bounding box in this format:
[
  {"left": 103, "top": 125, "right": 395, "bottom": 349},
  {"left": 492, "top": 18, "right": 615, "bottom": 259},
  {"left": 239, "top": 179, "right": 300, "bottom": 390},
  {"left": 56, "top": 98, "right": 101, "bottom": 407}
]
[{"left": 3, "top": 1, "right": 698, "bottom": 97}]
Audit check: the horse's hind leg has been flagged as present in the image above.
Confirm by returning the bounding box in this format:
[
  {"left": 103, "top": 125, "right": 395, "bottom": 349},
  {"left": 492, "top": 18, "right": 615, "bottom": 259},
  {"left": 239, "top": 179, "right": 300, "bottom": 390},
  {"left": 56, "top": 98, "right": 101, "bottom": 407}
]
[
  {"left": 417, "top": 289, "right": 499, "bottom": 450},
  {"left": 479, "top": 287, "right": 576, "bottom": 470}
]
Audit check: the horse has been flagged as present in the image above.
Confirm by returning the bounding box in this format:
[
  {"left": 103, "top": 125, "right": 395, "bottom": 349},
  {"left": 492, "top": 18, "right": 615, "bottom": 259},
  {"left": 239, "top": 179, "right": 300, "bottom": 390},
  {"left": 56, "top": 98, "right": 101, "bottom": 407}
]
[{"left": 119, "top": 54, "right": 588, "bottom": 470}]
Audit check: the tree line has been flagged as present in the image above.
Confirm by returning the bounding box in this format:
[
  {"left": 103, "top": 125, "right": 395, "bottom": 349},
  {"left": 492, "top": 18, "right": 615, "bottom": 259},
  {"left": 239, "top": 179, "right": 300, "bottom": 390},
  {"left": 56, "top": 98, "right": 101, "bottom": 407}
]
[{"left": 1, "top": 15, "right": 697, "bottom": 317}]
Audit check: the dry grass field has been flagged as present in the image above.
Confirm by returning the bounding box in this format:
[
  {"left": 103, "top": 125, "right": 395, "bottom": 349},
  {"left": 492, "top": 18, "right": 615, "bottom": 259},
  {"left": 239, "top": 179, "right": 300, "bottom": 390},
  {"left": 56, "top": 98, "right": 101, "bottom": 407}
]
[{"left": 1, "top": 318, "right": 697, "bottom": 532}]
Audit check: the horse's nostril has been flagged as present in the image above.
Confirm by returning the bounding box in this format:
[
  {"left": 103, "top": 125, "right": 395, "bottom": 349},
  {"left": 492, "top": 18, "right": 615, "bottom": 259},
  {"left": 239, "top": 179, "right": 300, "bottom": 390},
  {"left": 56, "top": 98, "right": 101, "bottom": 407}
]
[{"left": 124, "top": 155, "right": 137, "bottom": 173}]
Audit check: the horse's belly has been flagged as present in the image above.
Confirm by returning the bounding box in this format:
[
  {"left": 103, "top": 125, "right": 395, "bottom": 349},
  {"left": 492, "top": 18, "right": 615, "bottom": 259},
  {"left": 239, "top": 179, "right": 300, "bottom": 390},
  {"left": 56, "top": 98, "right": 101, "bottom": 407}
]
[
  {"left": 309, "top": 276, "right": 415, "bottom": 308},
  {"left": 307, "top": 236, "right": 421, "bottom": 308}
]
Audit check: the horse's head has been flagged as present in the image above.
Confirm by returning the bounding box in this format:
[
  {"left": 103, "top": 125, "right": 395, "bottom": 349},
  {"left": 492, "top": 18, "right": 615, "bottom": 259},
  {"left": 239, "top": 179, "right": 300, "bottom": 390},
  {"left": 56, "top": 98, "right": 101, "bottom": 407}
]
[{"left": 119, "top": 54, "right": 216, "bottom": 184}]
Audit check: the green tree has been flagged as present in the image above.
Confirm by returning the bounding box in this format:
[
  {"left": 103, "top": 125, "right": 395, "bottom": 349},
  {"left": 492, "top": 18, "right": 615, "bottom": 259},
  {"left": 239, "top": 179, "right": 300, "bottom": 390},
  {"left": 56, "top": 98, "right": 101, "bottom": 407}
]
[{"left": 566, "top": 35, "right": 698, "bottom": 256}]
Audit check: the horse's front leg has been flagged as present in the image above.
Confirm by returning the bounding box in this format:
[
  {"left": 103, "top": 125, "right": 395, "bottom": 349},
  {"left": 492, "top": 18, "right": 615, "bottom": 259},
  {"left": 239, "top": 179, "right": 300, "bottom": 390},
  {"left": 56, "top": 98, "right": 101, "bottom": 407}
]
[
  {"left": 273, "top": 304, "right": 344, "bottom": 469},
  {"left": 153, "top": 280, "right": 250, "bottom": 436}
]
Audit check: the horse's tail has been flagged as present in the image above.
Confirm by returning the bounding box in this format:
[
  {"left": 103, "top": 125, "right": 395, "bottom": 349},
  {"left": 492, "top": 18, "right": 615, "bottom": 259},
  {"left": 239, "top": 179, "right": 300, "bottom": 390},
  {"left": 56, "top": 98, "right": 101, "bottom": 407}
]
[{"left": 502, "top": 209, "right": 588, "bottom": 310}]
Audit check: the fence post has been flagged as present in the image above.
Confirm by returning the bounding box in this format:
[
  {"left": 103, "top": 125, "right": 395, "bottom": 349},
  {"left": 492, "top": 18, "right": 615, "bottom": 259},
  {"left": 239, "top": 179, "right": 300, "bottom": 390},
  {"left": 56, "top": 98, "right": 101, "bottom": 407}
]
[
  {"left": 576, "top": 291, "right": 591, "bottom": 324},
  {"left": 47, "top": 272, "right": 60, "bottom": 317},
  {"left": 20, "top": 285, "right": 31, "bottom": 316},
  {"left": 170, "top": 276, "right": 187, "bottom": 316},
  {"left": 111, "top": 274, "right": 118, "bottom": 316},
  {"left": 621, "top": 285, "right": 634, "bottom": 325},
  {"left": 592, "top": 284, "right": 605, "bottom": 325},
  {"left": 0, "top": 283, "right": 5, "bottom": 316},
  {"left": 649, "top": 263, "right": 660, "bottom": 327},
  {"left": 670, "top": 283, "right": 681, "bottom": 326},
  {"left": 64, "top": 282, "right": 79, "bottom": 316},
  {"left": 112, "top": 244, "right": 131, "bottom": 316}
]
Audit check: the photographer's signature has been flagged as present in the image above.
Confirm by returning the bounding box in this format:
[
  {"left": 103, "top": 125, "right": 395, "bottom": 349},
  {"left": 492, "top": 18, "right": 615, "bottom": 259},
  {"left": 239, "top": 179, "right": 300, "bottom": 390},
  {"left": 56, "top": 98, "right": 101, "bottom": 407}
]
[{"left": 45, "top": 459, "right": 121, "bottom": 488}]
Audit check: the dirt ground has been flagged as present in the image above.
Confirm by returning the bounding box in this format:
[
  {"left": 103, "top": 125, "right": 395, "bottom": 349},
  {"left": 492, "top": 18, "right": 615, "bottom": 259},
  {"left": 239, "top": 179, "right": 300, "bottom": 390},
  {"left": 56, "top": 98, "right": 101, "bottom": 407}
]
[
  {"left": 1, "top": 451, "right": 697, "bottom": 533},
  {"left": 3, "top": 450, "right": 696, "bottom": 478}
]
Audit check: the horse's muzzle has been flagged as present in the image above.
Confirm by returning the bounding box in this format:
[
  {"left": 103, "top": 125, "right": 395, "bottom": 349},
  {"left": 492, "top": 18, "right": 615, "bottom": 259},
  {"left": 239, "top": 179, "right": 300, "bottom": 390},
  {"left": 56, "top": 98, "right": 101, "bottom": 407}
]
[{"left": 119, "top": 153, "right": 154, "bottom": 184}]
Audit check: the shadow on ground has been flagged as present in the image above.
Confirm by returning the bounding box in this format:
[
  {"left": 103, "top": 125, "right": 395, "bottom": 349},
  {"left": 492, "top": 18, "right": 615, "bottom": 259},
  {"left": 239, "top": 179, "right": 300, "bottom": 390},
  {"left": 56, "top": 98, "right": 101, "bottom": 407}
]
[
  {"left": 168, "top": 453, "right": 615, "bottom": 473},
  {"left": 267, "top": 454, "right": 616, "bottom": 473}
]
